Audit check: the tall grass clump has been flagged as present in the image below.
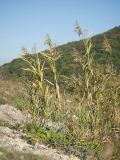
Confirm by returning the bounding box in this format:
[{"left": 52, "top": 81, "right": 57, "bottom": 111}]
[
  {"left": 44, "top": 35, "right": 61, "bottom": 101},
  {"left": 21, "top": 52, "right": 50, "bottom": 125},
  {"left": 21, "top": 23, "right": 120, "bottom": 159}
]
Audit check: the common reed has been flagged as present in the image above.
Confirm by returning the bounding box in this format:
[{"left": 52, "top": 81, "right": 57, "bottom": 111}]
[{"left": 21, "top": 24, "right": 120, "bottom": 159}]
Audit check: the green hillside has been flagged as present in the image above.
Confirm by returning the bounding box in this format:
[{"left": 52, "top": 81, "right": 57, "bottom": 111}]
[{"left": 0, "top": 26, "right": 120, "bottom": 80}]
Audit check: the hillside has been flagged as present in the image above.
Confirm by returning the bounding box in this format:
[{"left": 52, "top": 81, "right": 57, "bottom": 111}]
[{"left": 0, "top": 26, "right": 120, "bottom": 80}]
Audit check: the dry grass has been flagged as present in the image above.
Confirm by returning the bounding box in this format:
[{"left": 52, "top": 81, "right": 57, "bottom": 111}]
[{"left": 18, "top": 24, "right": 120, "bottom": 159}]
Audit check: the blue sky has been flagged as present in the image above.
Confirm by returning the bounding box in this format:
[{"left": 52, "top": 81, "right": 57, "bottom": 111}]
[{"left": 0, "top": 0, "right": 120, "bottom": 65}]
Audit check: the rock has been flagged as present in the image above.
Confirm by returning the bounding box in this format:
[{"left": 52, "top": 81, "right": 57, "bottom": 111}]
[
  {"left": 0, "top": 126, "right": 79, "bottom": 160},
  {"left": 0, "top": 126, "right": 33, "bottom": 152},
  {"left": 0, "top": 104, "right": 27, "bottom": 126},
  {"left": 44, "top": 120, "right": 68, "bottom": 132}
]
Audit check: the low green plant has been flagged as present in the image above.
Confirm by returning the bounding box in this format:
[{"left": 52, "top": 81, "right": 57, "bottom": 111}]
[{"left": 24, "top": 123, "right": 101, "bottom": 158}]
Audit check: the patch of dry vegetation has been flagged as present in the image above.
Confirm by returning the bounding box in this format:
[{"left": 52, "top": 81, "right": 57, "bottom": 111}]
[
  {"left": 20, "top": 24, "right": 120, "bottom": 159},
  {"left": 0, "top": 24, "right": 119, "bottom": 159}
]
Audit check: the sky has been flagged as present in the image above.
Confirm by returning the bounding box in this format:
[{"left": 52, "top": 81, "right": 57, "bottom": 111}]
[{"left": 0, "top": 0, "right": 120, "bottom": 65}]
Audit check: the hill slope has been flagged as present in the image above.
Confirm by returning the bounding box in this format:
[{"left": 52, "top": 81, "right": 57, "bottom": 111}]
[{"left": 0, "top": 26, "right": 120, "bottom": 79}]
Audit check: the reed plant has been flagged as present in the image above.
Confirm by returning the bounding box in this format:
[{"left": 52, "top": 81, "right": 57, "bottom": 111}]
[
  {"left": 21, "top": 24, "right": 120, "bottom": 159},
  {"left": 21, "top": 53, "right": 50, "bottom": 125},
  {"left": 43, "top": 35, "right": 62, "bottom": 121}
]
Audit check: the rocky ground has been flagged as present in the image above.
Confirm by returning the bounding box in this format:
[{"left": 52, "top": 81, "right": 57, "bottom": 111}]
[{"left": 0, "top": 104, "right": 79, "bottom": 160}]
